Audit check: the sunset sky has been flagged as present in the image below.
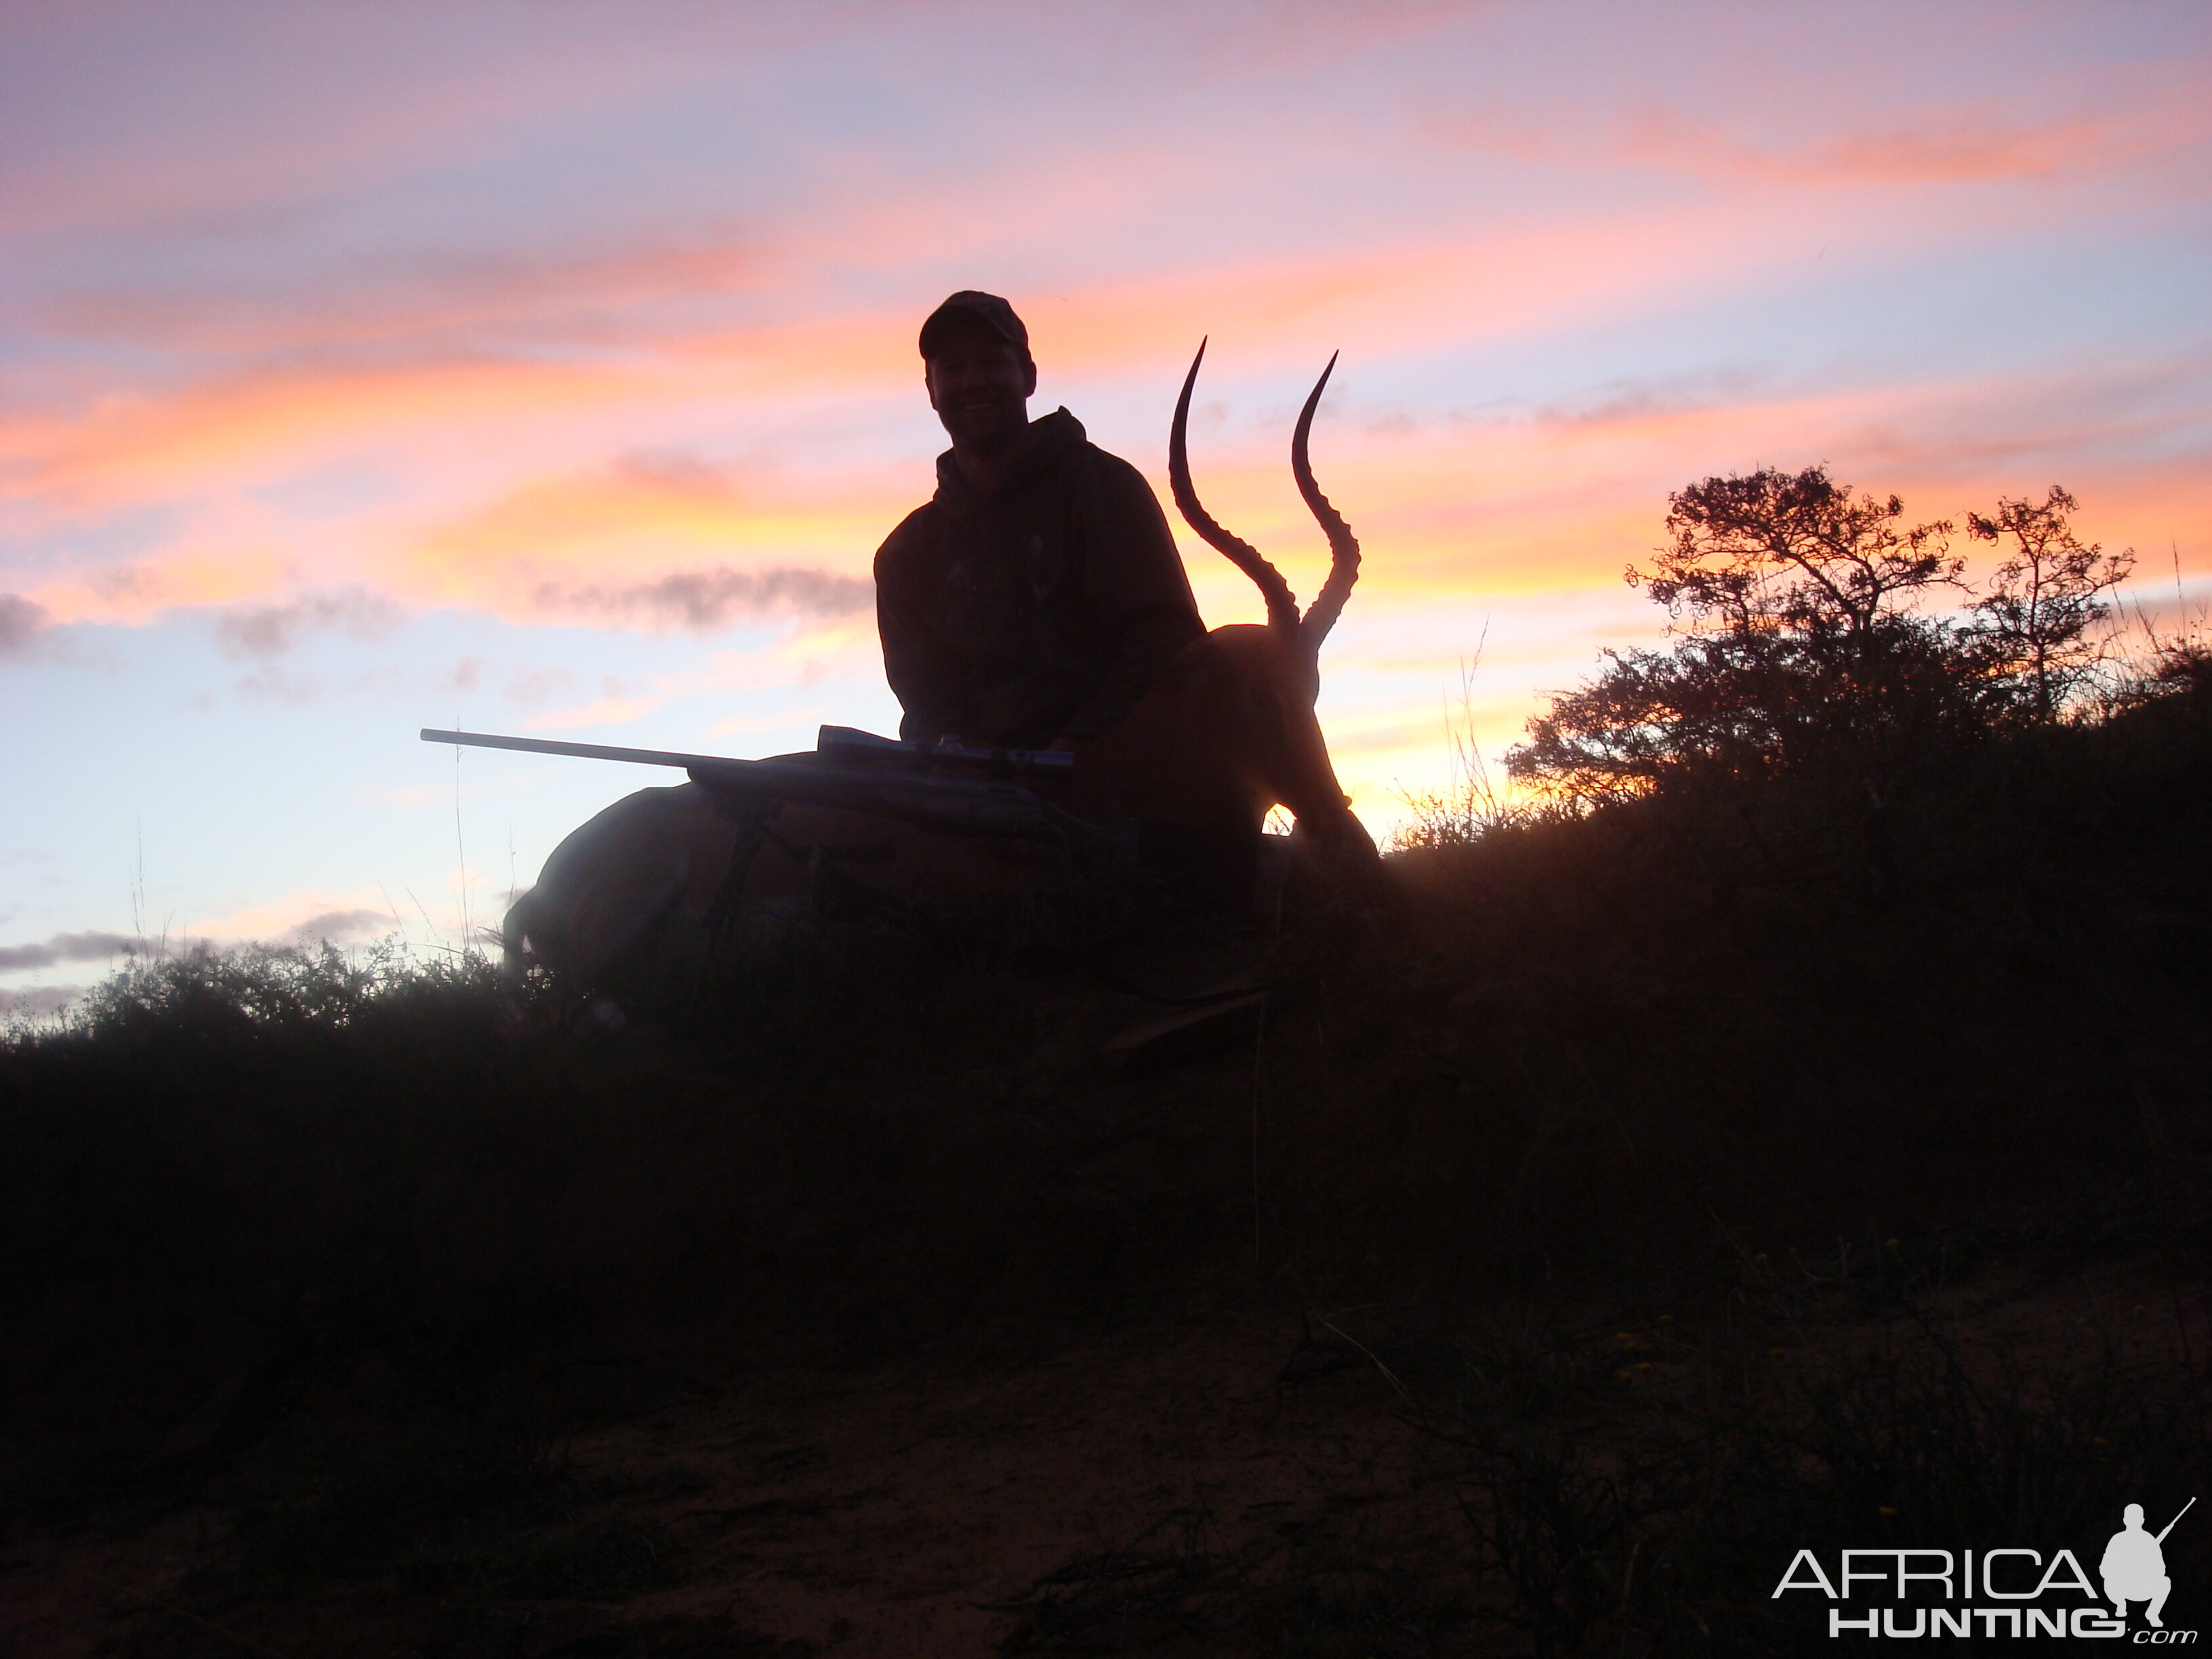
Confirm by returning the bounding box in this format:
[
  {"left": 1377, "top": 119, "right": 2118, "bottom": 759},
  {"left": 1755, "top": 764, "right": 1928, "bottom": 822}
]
[{"left": 3, "top": 1, "right": 2208, "bottom": 1008}]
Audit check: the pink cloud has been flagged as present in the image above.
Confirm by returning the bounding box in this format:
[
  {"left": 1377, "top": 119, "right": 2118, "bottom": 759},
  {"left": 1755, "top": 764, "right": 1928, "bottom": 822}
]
[
  {"left": 2, "top": 7, "right": 806, "bottom": 243},
  {"left": 1615, "top": 104, "right": 2196, "bottom": 188},
  {"left": 45, "top": 233, "right": 769, "bottom": 358},
  {"left": 1423, "top": 71, "right": 2210, "bottom": 192},
  {"left": 0, "top": 354, "right": 640, "bottom": 509}
]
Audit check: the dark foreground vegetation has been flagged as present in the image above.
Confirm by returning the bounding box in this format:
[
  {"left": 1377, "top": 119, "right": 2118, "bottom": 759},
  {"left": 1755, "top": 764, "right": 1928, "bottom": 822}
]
[{"left": 3, "top": 475, "right": 2207, "bottom": 1656}]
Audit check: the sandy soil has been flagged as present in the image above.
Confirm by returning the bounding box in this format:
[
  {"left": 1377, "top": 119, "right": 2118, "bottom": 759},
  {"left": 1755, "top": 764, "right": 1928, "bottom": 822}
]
[
  {"left": 6, "top": 1254, "right": 2196, "bottom": 1658},
  {"left": 5, "top": 1302, "right": 1471, "bottom": 1657}
]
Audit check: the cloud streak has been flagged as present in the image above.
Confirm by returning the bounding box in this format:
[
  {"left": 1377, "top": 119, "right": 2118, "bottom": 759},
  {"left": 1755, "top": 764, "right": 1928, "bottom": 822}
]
[
  {"left": 211, "top": 586, "right": 402, "bottom": 658},
  {"left": 0, "top": 985, "right": 83, "bottom": 1019},
  {"left": 47, "top": 232, "right": 767, "bottom": 359},
  {"left": 0, "top": 594, "right": 52, "bottom": 655},
  {"left": 538, "top": 565, "right": 872, "bottom": 631},
  {"left": 282, "top": 907, "right": 393, "bottom": 943},
  {"left": 1429, "top": 101, "right": 2207, "bottom": 190},
  {"left": 0, "top": 930, "right": 143, "bottom": 971}
]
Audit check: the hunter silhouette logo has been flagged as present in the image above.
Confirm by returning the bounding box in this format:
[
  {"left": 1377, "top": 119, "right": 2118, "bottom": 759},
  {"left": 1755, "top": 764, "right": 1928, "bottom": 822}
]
[
  {"left": 2105, "top": 1500, "right": 2192, "bottom": 1631},
  {"left": 1773, "top": 1497, "right": 2198, "bottom": 1640}
]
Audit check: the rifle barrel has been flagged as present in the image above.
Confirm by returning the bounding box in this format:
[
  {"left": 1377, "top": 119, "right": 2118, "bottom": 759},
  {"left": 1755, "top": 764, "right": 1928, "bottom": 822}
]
[
  {"left": 422, "top": 729, "right": 741, "bottom": 772},
  {"left": 419, "top": 727, "right": 1126, "bottom": 858},
  {"left": 2157, "top": 1496, "right": 2195, "bottom": 1543}
]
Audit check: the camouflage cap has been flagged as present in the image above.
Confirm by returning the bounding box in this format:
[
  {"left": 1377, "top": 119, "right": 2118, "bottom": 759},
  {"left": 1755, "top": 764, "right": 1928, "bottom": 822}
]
[{"left": 920, "top": 291, "right": 1031, "bottom": 363}]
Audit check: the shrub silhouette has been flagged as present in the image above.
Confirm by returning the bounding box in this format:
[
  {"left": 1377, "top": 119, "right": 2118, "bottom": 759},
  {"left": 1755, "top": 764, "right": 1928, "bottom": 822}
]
[
  {"left": 1963, "top": 485, "right": 2135, "bottom": 722},
  {"left": 1508, "top": 468, "right": 2130, "bottom": 801}
]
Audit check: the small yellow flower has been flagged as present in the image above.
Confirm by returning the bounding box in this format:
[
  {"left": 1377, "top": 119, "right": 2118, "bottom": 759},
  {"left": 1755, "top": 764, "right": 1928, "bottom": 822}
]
[
  {"left": 1637, "top": 1361, "right": 1654, "bottom": 1373},
  {"left": 2093, "top": 1436, "right": 2110, "bottom": 1446},
  {"left": 1879, "top": 1506, "right": 1898, "bottom": 1517},
  {"left": 1767, "top": 1347, "right": 1788, "bottom": 1357}
]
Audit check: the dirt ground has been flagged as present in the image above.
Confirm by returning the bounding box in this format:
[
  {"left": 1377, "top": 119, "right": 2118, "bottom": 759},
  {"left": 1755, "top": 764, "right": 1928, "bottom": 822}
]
[
  {"left": 8, "top": 1247, "right": 2198, "bottom": 1658},
  {"left": 5, "top": 1302, "right": 1443, "bottom": 1656}
]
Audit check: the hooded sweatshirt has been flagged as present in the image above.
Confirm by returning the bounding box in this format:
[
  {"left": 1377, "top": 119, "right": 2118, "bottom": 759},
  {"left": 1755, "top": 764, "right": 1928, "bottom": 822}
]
[{"left": 874, "top": 408, "right": 1206, "bottom": 748}]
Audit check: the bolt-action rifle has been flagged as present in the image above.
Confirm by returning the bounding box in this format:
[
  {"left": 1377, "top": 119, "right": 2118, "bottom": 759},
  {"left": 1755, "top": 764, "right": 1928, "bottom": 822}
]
[
  {"left": 2156, "top": 1497, "right": 2195, "bottom": 1544},
  {"left": 419, "top": 724, "right": 1134, "bottom": 862}
]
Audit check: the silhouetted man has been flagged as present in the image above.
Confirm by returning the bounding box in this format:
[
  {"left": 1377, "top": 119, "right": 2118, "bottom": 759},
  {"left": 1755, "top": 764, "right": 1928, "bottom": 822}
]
[
  {"left": 874, "top": 291, "right": 1205, "bottom": 750},
  {"left": 2102, "top": 1502, "right": 2175, "bottom": 1628}
]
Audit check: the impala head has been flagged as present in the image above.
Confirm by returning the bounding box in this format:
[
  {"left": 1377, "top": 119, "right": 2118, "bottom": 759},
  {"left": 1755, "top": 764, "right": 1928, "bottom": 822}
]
[{"left": 1168, "top": 339, "right": 1362, "bottom": 664}]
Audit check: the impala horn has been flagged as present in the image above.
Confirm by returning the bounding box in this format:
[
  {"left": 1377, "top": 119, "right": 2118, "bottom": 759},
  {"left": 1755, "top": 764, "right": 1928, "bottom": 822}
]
[
  {"left": 1291, "top": 352, "right": 1360, "bottom": 653},
  {"left": 1169, "top": 340, "right": 1361, "bottom": 654},
  {"left": 1169, "top": 339, "right": 1300, "bottom": 636}
]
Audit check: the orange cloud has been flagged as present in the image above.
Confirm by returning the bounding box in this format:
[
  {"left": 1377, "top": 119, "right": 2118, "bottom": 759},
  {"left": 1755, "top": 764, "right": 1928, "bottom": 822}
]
[
  {"left": 9, "top": 207, "right": 2205, "bottom": 659},
  {"left": 3, "top": 354, "right": 640, "bottom": 508},
  {"left": 10, "top": 203, "right": 1761, "bottom": 515},
  {"left": 32, "top": 545, "right": 295, "bottom": 626},
  {"left": 399, "top": 456, "right": 899, "bottom": 619},
  {"left": 182, "top": 888, "right": 401, "bottom": 945},
  {"left": 1030, "top": 214, "right": 1750, "bottom": 385}
]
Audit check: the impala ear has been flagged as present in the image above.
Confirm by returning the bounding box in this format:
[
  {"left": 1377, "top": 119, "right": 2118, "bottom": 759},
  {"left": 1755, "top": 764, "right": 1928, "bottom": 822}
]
[{"left": 1292, "top": 353, "right": 1359, "bottom": 654}]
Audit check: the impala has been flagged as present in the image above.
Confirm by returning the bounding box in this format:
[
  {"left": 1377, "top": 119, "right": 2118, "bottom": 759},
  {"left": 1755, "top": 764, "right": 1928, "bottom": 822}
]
[{"left": 1070, "top": 340, "right": 1372, "bottom": 863}]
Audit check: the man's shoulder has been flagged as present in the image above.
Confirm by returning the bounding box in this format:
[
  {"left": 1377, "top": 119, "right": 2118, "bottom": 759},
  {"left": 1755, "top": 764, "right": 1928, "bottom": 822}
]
[
  {"left": 1046, "top": 434, "right": 1163, "bottom": 522},
  {"left": 874, "top": 499, "right": 951, "bottom": 578},
  {"left": 1075, "top": 440, "right": 1155, "bottom": 494},
  {"left": 1019, "top": 409, "right": 1148, "bottom": 495}
]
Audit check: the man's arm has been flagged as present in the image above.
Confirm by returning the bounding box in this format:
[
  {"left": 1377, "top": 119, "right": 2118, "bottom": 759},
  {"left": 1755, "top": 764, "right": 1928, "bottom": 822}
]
[
  {"left": 1059, "top": 455, "right": 1207, "bottom": 741},
  {"left": 874, "top": 518, "right": 974, "bottom": 745}
]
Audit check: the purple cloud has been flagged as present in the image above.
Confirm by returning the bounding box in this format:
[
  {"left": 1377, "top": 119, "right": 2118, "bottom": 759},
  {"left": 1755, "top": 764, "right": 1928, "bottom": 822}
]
[
  {"left": 283, "top": 908, "right": 394, "bottom": 944},
  {"left": 0, "top": 930, "right": 142, "bottom": 971},
  {"left": 539, "top": 565, "right": 872, "bottom": 632},
  {"left": 0, "top": 985, "right": 83, "bottom": 1019},
  {"left": 211, "top": 588, "right": 402, "bottom": 659},
  {"left": 0, "top": 594, "right": 52, "bottom": 656}
]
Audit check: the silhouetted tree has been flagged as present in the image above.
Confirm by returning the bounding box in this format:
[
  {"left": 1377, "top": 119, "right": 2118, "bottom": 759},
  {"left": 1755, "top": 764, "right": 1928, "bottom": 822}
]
[
  {"left": 1510, "top": 467, "right": 1978, "bottom": 800},
  {"left": 1963, "top": 487, "right": 2133, "bottom": 721},
  {"left": 1641, "top": 466, "right": 1961, "bottom": 640}
]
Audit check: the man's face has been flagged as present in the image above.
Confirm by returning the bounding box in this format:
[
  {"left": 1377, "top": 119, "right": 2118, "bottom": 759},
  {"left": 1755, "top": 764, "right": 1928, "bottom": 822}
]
[{"left": 925, "top": 325, "right": 1036, "bottom": 455}]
